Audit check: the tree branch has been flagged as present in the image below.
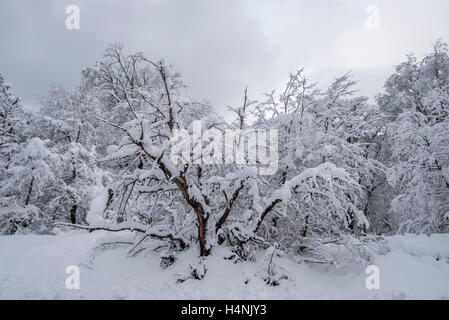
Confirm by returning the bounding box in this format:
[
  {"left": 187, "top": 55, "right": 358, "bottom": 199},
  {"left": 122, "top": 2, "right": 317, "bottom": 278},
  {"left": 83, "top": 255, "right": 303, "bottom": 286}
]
[{"left": 55, "top": 223, "right": 188, "bottom": 250}]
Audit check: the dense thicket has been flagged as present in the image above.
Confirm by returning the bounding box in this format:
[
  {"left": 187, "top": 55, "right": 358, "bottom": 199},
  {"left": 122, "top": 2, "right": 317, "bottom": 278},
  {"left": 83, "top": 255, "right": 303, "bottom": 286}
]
[{"left": 1, "top": 41, "right": 447, "bottom": 268}]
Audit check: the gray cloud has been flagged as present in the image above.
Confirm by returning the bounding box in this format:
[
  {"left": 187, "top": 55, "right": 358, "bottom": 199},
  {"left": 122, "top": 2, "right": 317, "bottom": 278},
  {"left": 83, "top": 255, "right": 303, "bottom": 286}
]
[{"left": 1, "top": 0, "right": 448, "bottom": 115}]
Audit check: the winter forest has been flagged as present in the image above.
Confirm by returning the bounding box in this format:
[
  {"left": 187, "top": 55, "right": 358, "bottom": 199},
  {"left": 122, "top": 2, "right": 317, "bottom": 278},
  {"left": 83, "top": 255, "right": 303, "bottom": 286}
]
[{"left": 1, "top": 40, "right": 449, "bottom": 299}]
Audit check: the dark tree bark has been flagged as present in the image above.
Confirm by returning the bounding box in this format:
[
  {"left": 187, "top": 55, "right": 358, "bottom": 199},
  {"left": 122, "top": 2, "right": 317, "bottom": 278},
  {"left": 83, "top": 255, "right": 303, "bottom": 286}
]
[
  {"left": 55, "top": 222, "right": 188, "bottom": 251},
  {"left": 215, "top": 181, "right": 244, "bottom": 233},
  {"left": 254, "top": 199, "right": 282, "bottom": 233},
  {"left": 103, "top": 188, "right": 114, "bottom": 213},
  {"left": 25, "top": 176, "right": 35, "bottom": 206},
  {"left": 70, "top": 205, "right": 78, "bottom": 224}
]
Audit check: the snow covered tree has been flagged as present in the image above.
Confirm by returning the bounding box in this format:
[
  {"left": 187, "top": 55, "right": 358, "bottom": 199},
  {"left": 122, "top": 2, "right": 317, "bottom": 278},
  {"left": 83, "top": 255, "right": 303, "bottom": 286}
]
[
  {"left": 377, "top": 40, "right": 449, "bottom": 233},
  {"left": 0, "top": 75, "right": 39, "bottom": 234},
  {"left": 38, "top": 77, "right": 107, "bottom": 225},
  {"left": 0, "top": 137, "right": 62, "bottom": 234},
  {"left": 0, "top": 74, "right": 28, "bottom": 174},
  {"left": 240, "top": 70, "right": 384, "bottom": 261},
  {"left": 71, "top": 44, "right": 231, "bottom": 256}
]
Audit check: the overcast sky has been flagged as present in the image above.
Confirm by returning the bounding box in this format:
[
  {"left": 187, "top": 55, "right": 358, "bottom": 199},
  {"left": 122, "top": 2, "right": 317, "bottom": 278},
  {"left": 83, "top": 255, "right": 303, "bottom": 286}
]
[{"left": 1, "top": 0, "right": 448, "bottom": 117}]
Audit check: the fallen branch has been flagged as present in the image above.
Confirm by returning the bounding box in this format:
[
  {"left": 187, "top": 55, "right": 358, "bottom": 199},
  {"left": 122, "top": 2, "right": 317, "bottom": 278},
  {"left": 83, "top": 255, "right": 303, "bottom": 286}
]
[{"left": 55, "top": 222, "right": 188, "bottom": 250}]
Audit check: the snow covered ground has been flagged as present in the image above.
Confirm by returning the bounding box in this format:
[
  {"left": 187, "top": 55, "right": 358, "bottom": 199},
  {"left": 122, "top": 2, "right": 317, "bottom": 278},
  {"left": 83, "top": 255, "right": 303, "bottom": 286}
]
[{"left": 1, "top": 231, "right": 449, "bottom": 299}]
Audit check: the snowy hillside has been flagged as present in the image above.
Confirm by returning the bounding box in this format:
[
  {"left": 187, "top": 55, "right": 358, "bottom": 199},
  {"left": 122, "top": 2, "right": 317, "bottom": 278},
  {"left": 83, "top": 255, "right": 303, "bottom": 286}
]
[{"left": 1, "top": 231, "right": 448, "bottom": 300}]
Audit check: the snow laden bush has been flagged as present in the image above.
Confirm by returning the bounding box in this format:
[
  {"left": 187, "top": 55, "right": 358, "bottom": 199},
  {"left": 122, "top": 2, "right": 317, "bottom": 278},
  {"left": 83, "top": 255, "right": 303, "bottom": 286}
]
[{"left": 262, "top": 247, "right": 288, "bottom": 286}]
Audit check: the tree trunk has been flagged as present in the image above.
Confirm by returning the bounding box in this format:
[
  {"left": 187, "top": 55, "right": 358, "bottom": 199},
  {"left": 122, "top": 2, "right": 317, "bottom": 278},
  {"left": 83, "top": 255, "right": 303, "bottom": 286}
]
[
  {"left": 299, "top": 214, "right": 309, "bottom": 252},
  {"left": 190, "top": 203, "right": 210, "bottom": 256},
  {"left": 138, "top": 143, "right": 211, "bottom": 256},
  {"left": 172, "top": 171, "right": 211, "bottom": 256},
  {"left": 70, "top": 205, "right": 78, "bottom": 224},
  {"left": 103, "top": 188, "right": 114, "bottom": 213},
  {"left": 198, "top": 214, "right": 210, "bottom": 256},
  {"left": 25, "top": 176, "right": 35, "bottom": 206}
]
